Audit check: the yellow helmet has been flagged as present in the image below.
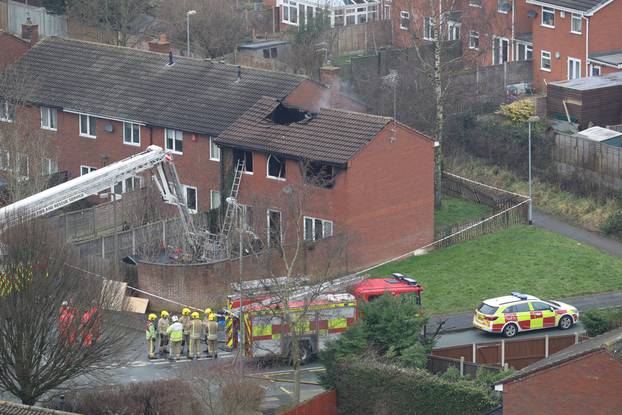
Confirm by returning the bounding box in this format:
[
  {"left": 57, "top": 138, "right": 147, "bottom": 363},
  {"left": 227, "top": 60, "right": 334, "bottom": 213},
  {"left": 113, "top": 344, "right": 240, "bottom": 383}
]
[
  {"left": 182, "top": 308, "right": 190, "bottom": 316},
  {"left": 191, "top": 311, "right": 200, "bottom": 319},
  {"left": 148, "top": 313, "right": 157, "bottom": 321},
  {"left": 160, "top": 310, "right": 169, "bottom": 318},
  {"left": 209, "top": 313, "right": 217, "bottom": 321},
  {"left": 204, "top": 308, "right": 212, "bottom": 315}
]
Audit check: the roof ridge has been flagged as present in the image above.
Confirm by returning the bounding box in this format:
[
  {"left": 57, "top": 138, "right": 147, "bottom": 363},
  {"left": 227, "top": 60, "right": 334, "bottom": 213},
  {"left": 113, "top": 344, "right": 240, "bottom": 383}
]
[{"left": 321, "top": 106, "right": 392, "bottom": 122}]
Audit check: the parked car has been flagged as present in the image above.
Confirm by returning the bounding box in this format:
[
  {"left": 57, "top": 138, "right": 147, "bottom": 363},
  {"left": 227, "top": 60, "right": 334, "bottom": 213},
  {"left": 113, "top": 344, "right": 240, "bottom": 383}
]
[{"left": 473, "top": 292, "right": 579, "bottom": 338}]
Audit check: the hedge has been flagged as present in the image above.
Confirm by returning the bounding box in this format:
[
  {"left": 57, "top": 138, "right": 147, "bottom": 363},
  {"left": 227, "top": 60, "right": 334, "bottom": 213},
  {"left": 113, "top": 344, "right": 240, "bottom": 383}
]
[
  {"left": 582, "top": 307, "right": 622, "bottom": 337},
  {"left": 333, "top": 359, "right": 498, "bottom": 415}
]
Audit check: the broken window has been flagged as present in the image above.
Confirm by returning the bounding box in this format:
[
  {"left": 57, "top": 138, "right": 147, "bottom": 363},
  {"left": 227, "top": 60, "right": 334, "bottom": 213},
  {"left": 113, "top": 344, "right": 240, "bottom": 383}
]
[
  {"left": 305, "top": 162, "right": 335, "bottom": 188},
  {"left": 267, "top": 154, "right": 286, "bottom": 180},
  {"left": 268, "top": 209, "right": 282, "bottom": 248},
  {"left": 234, "top": 149, "right": 253, "bottom": 173}
]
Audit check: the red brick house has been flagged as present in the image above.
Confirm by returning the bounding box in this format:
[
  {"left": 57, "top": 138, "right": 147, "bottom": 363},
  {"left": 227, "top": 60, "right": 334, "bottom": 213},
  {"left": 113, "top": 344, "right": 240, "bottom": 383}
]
[
  {"left": 528, "top": 0, "right": 622, "bottom": 90},
  {"left": 390, "top": 0, "right": 533, "bottom": 67},
  {"left": 215, "top": 97, "right": 435, "bottom": 270},
  {"left": 495, "top": 327, "right": 622, "bottom": 415},
  {"left": 3, "top": 37, "right": 363, "bottom": 212},
  {"left": 0, "top": 30, "right": 31, "bottom": 70}
]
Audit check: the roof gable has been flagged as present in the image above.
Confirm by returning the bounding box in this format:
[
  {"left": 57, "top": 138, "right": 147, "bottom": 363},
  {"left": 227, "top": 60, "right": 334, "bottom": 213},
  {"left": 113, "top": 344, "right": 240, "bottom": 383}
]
[
  {"left": 526, "top": 0, "right": 609, "bottom": 13},
  {"left": 9, "top": 37, "right": 306, "bottom": 136},
  {"left": 215, "top": 97, "right": 392, "bottom": 164}
]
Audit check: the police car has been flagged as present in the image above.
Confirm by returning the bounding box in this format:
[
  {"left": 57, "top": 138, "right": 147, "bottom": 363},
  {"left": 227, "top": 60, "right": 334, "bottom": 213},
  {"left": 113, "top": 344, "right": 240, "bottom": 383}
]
[{"left": 473, "top": 292, "right": 579, "bottom": 338}]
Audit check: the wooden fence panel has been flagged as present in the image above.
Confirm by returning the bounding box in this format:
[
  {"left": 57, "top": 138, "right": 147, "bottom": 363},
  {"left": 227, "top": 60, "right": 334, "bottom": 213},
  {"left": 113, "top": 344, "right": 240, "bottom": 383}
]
[{"left": 280, "top": 389, "right": 337, "bottom": 415}]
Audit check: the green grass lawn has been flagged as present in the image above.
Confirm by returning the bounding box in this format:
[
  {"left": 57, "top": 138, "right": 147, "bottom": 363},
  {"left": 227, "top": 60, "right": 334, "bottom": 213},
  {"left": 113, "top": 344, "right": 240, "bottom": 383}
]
[
  {"left": 370, "top": 225, "right": 622, "bottom": 315},
  {"left": 435, "top": 197, "right": 493, "bottom": 232}
]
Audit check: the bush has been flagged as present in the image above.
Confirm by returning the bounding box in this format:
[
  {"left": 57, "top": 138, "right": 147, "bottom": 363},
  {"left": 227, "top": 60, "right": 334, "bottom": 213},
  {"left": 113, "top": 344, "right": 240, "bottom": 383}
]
[
  {"left": 496, "top": 99, "right": 535, "bottom": 124},
  {"left": 333, "top": 359, "right": 498, "bottom": 415},
  {"left": 601, "top": 210, "right": 622, "bottom": 238},
  {"left": 582, "top": 307, "right": 622, "bottom": 336}
]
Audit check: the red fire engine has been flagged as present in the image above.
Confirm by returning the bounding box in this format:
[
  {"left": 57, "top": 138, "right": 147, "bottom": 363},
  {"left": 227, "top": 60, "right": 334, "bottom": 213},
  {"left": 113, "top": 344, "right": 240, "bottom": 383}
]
[{"left": 225, "top": 273, "right": 422, "bottom": 362}]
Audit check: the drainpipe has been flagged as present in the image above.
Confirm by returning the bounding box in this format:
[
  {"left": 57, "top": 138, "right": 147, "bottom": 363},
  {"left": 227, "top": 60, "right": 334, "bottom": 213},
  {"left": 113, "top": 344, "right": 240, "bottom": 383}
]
[
  {"left": 584, "top": 16, "right": 589, "bottom": 76},
  {"left": 511, "top": 0, "right": 515, "bottom": 61},
  {"left": 149, "top": 125, "right": 153, "bottom": 145}
]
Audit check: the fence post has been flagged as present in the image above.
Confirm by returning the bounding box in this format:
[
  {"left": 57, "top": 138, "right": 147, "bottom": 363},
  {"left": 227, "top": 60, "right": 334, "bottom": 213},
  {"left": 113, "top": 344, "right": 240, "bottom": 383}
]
[
  {"left": 460, "top": 356, "right": 464, "bottom": 376},
  {"left": 545, "top": 335, "right": 549, "bottom": 358},
  {"left": 472, "top": 343, "right": 476, "bottom": 363},
  {"left": 500, "top": 340, "right": 505, "bottom": 366},
  {"left": 575, "top": 332, "right": 579, "bottom": 344},
  {"left": 132, "top": 228, "right": 136, "bottom": 256},
  {"left": 101, "top": 236, "right": 105, "bottom": 258}
]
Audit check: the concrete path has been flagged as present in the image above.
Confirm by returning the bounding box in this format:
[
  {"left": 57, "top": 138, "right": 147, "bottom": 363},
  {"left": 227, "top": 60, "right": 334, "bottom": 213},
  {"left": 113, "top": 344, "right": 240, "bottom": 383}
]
[
  {"left": 431, "top": 291, "right": 622, "bottom": 333},
  {"left": 533, "top": 209, "right": 622, "bottom": 258}
]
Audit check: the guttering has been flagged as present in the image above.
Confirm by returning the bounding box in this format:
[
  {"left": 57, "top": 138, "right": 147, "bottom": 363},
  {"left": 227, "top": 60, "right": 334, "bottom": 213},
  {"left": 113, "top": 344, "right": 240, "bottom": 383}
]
[
  {"left": 525, "top": 0, "right": 585, "bottom": 15},
  {"left": 63, "top": 109, "right": 146, "bottom": 126},
  {"left": 585, "top": 16, "right": 589, "bottom": 76},
  {"left": 511, "top": 0, "right": 515, "bottom": 61}
]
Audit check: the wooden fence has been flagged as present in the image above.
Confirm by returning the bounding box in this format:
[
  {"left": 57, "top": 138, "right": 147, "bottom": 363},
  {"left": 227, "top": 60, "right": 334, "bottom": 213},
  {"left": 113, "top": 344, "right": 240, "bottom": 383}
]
[
  {"left": 432, "top": 333, "right": 588, "bottom": 370},
  {"left": 280, "top": 389, "right": 337, "bottom": 415},
  {"left": 427, "top": 355, "right": 501, "bottom": 378},
  {"left": 330, "top": 21, "right": 392, "bottom": 55},
  {"left": 553, "top": 133, "right": 622, "bottom": 191}
]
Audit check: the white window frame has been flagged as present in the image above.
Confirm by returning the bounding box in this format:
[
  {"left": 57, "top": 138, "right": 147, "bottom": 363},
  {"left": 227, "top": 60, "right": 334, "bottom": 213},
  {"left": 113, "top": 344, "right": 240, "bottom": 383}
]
[
  {"left": 0, "top": 100, "right": 13, "bottom": 123},
  {"left": 497, "top": 0, "right": 510, "bottom": 13},
  {"left": 399, "top": 11, "right": 409, "bottom": 30},
  {"left": 41, "top": 157, "right": 58, "bottom": 175},
  {"left": 468, "top": 31, "right": 479, "bottom": 50},
  {"left": 303, "top": 216, "right": 334, "bottom": 241},
  {"left": 79, "top": 114, "right": 96, "bottom": 138},
  {"left": 282, "top": 0, "right": 299, "bottom": 26},
  {"left": 267, "top": 154, "right": 286, "bottom": 181},
  {"left": 15, "top": 153, "right": 28, "bottom": 177},
  {"left": 184, "top": 185, "right": 198, "bottom": 213},
  {"left": 469, "top": 0, "right": 482, "bottom": 7},
  {"left": 423, "top": 17, "right": 436, "bottom": 40},
  {"left": 571, "top": 13, "right": 582, "bottom": 34},
  {"left": 568, "top": 57, "right": 581, "bottom": 80},
  {"left": 0, "top": 150, "right": 9, "bottom": 171},
  {"left": 209, "top": 137, "right": 221, "bottom": 161},
  {"left": 111, "top": 176, "right": 143, "bottom": 200},
  {"left": 210, "top": 189, "right": 221, "bottom": 210},
  {"left": 123, "top": 122, "right": 141, "bottom": 146},
  {"left": 540, "top": 50, "right": 552, "bottom": 72},
  {"left": 447, "top": 21, "right": 461, "bottom": 41},
  {"left": 267, "top": 209, "right": 282, "bottom": 248},
  {"left": 383, "top": 4, "right": 390, "bottom": 20},
  {"left": 80, "top": 165, "right": 97, "bottom": 175},
  {"left": 541, "top": 6, "right": 555, "bottom": 28},
  {"left": 493, "top": 37, "right": 510, "bottom": 65},
  {"left": 590, "top": 64, "right": 602, "bottom": 76},
  {"left": 40, "top": 107, "right": 57, "bottom": 131},
  {"left": 515, "top": 42, "right": 533, "bottom": 61},
  {"left": 165, "top": 128, "right": 183, "bottom": 154}
]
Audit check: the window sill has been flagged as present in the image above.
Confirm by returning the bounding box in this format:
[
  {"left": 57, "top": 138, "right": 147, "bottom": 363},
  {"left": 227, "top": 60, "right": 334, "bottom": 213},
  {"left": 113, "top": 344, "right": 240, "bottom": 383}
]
[
  {"left": 497, "top": 10, "right": 508, "bottom": 14},
  {"left": 0, "top": 119, "right": 14, "bottom": 123},
  {"left": 468, "top": 47, "right": 479, "bottom": 51},
  {"left": 79, "top": 133, "right": 97, "bottom": 139},
  {"left": 540, "top": 67, "right": 551, "bottom": 72},
  {"left": 41, "top": 126, "right": 57, "bottom": 131},
  {"left": 423, "top": 37, "right": 437, "bottom": 41},
  {"left": 400, "top": 26, "right": 408, "bottom": 30},
  {"left": 267, "top": 175, "right": 286, "bottom": 182},
  {"left": 167, "top": 149, "right": 183, "bottom": 155},
  {"left": 570, "top": 31, "right": 582, "bottom": 35},
  {"left": 541, "top": 24, "right": 555, "bottom": 29},
  {"left": 243, "top": 171, "right": 254, "bottom": 175},
  {"left": 123, "top": 141, "right": 141, "bottom": 147},
  {"left": 209, "top": 157, "right": 221, "bottom": 162}
]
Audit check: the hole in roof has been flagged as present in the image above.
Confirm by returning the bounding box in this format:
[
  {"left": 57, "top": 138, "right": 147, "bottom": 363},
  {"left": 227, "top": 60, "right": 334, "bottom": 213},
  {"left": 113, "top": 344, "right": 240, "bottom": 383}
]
[{"left": 270, "top": 103, "right": 314, "bottom": 125}]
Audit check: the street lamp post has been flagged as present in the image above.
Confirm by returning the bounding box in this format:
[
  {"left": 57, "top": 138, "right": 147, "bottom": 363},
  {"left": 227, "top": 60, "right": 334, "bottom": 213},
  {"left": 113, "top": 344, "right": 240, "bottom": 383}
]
[
  {"left": 186, "top": 10, "right": 196, "bottom": 57},
  {"left": 527, "top": 115, "right": 540, "bottom": 225},
  {"left": 226, "top": 197, "right": 244, "bottom": 369}
]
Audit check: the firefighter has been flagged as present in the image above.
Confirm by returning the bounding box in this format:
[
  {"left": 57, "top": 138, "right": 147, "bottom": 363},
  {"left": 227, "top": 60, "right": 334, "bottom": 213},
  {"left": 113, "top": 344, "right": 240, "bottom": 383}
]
[
  {"left": 59, "top": 300, "right": 76, "bottom": 347},
  {"left": 80, "top": 302, "right": 100, "bottom": 347},
  {"left": 157, "top": 310, "right": 170, "bottom": 356},
  {"left": 167, "top": 315, "right": 184, "bottom": 360},
  {"left": 188, "top": 311, "right": 202, "bottom": 359},
  {"left": 202, "top": 308, "right": 212, "bottom": 349},
  {"left": 180, "top": 308, "right": 191, "bottom": 356},
  {"left": 145, "top": 313, "right": 157, "bottom": 359},
  {"left": 206, "top": 313, "right": 219, "bottom": 359}
]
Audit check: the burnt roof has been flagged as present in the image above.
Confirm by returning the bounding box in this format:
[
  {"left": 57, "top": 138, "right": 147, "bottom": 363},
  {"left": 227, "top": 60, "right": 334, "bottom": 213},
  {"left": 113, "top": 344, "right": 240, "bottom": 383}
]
[
  {"left": 9, "top": 37, "right": 306, "bottom": 136},
  {"left": 497, "top": 327, "right": 622, "bottom": 385},
  {"left": 526, "top": 0, "right": 608, "bottom": 13},
  {"left": 215, "top": 97, "right": 394, "bottom": 164}
]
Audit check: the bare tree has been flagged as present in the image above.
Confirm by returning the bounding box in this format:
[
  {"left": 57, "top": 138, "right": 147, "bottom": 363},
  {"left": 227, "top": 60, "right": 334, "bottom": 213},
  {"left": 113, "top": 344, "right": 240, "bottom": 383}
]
[
  {"left": 232, "top": 160, "right": 349, "bottom": 404},
  {"left": 286, "top": 9, "right": 337, "bottom": 76},
  {"left": 0, "top": 65, "right": 58, "bottom": 203},
  {"left": 0, "top": 219, "right": 130, "bottom": 405},
  {"left": 156, "top": 0, "right": 246, "bottom": 58},
  {"left": 65, "top": 0, "right": 154, "bottom": 46}
]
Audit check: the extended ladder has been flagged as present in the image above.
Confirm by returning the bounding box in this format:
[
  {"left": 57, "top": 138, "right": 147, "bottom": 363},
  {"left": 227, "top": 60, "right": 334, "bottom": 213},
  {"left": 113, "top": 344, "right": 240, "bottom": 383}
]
[{"left": 219, "top": 159, "right": 245, "bottom": 247}]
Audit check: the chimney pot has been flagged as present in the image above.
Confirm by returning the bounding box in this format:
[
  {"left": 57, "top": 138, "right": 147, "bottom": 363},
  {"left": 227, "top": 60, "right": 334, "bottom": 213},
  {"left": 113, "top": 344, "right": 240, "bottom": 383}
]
[{"left": 149, "top": 33, "right": 172, "bottom": 53}]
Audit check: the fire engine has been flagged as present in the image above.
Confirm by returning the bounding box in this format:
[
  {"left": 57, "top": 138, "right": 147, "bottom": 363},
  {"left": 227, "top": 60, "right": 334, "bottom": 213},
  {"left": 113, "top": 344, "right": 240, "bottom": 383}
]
[{"left": 225, "top": 272, "right": 423, "bottom": 362}]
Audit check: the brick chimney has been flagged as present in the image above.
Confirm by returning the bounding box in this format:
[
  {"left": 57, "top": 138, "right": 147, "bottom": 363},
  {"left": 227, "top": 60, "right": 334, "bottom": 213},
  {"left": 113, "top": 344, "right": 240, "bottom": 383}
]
[
  {"left": 149, "top": 34, "right": 171, "bottom": 53},
  {"left": 320, "top": 65, "right": 341, "bottom": 107},
  {"left": 21, "top": 17, "right": 39, "bottom": 45}
]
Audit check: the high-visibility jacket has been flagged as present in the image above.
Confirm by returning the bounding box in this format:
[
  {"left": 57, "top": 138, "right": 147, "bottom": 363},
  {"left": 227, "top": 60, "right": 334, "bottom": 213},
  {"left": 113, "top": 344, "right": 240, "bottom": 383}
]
[
  {"left": 190, "top": 319, "right": 203, "bottom": 339},
  {"left": 145, "top": 321, "right": 156, "bottom": 340},
  {"left": 180, "top": 315, "right": 191, "bottom": 335},
  {"left": 167, "top": 322, "right": 183, "bottom": 342},
  {"left": 158, "top": 317, "right": 170, "bottom": 334},
  {"left": 207, "top": 320, "right": 219, "bottom": 341}
]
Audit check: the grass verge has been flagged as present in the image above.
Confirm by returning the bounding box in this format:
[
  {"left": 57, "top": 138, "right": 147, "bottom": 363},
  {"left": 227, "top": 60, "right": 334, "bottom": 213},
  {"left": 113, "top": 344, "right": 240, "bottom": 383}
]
[
  {"left": 435, "top": 196, "right": 493, "bottom": 232},
  {"left": 446, "top": 155, "right": 620, "bottom": 232},
  {"left": 369, "top": 225, "right": 622, "bottom": 315}
]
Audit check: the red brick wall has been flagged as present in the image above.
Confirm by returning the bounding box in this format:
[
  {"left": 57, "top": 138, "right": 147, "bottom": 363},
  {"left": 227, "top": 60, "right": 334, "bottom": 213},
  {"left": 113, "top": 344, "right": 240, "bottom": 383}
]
[
  {"left": 336, "top": 122, "right": 435, "bottom": 269},
  {"left": 0, "top": 32, "right": 30, "bottom": 70},
  {"left": 503, "top": 350, "right": 622, "bottom": 415}
]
